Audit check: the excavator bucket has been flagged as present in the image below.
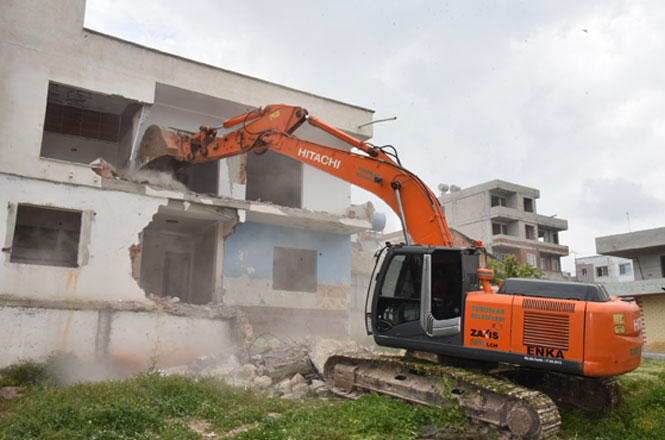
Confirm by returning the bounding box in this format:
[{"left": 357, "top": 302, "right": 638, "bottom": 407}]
[{"left": 137, "top": 125, "right": 189, "bottom": 174}]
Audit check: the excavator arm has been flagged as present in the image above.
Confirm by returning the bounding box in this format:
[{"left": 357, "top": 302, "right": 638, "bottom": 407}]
[{"left": 138, "top": 104, "right": 454, "bottom": 247}]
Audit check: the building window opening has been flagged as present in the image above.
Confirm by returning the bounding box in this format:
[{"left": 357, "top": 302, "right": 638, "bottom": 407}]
[
  {"left": 10, "top": 205, "right": 81, "bottom": 267},
  {"left": 492, "top": 222, "right": 508, "bottom": 235},
  {"left": 553, "top": 259, "right": 560, "bottom": 272},
  {"left": 523, "top": 198, "right": 534, "bottom": 213},
  {"left": 526, "top": 253, "right": 537, "bottom": 267},
  {"left": 581, "top": 268, "right": 588, "bottom": 276},
  {"left": 525, "top": 225, "right": 536, "bottom": 240},
  {"left": 596, "top": 266, "right": 609, "bottom": 277},
  {"left": 491, "top": 195, "right": 507, "bottom": 207},
  {"left": 273, "top": 247, "right": 316, "bottom": 292},
  {"left": 40, "top": 82, "right": 142, "bottom": 170},
  {"left": 619, "top": 263, "right": 632, "bottom": 276},
  {"left": 552, "top": 232, "right": 559, "bottom": 244}
]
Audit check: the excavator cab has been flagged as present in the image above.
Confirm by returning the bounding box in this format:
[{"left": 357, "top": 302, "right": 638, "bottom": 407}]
[{"left": 368, "top": 245, "right": 480, "bottom": 346}]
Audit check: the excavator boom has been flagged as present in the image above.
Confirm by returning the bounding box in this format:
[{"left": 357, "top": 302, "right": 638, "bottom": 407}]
[{"left": 138, "top": 104, "right": 454, "bottom": 247}]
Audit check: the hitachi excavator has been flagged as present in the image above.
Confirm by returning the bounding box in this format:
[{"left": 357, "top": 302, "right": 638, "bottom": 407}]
[{"left": 137, "top": 104, "right": 642, "bottom": 439}]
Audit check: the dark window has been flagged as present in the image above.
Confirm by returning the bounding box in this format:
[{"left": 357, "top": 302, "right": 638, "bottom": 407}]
[
  {"left": 596, "top": 266, "right": 609, "bottom": 277},
  {"left": 492, "top": 223, "right": 507, "bottom": 235},
  {"left": 581, "top": 268, "right": 588, "bottom": 276},
  {"left": 523, "top": 198, "right": 534, "bottom": 212},
  {"left": 431, "top": 250, "right": 462, "bottom": 320},
  {"left": 375, "top": 253, "right": 422, "bottom": 331},
  {"left": 491, "top": 195, "right": 506, "bottom": 207},
  {"left": 619, "top": 263, "right": 632, "bottom": 276},
  {"left": 660, "top": 256, "right": 665, "bottom": 277},
  {"left": 273, "top": 247, "right": 317, "bottom": 292},
  {"left": 525, "top": 225, "right": 535, "bottom": 240},
  {"left": 10, "top": 205, "right": 81, "bottom": 267},
  {"left": 552, "top": 232, "right": 559, "bottom": 244}
]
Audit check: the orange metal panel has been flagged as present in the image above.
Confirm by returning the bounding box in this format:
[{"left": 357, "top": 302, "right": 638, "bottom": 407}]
[
  {"left": 511, "top": 297, "right": 585, "bottom": 364},
  {"left": 583, "top": 298, "right": 642, "bottom": 377},
  {"left": 464, "top": 292, "right": 514, "bottom": 352}
]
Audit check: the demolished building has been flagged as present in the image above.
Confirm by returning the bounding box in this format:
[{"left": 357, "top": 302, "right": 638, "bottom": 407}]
[{"left": 0, "top": 0, "right": 376, "bottom": 370}]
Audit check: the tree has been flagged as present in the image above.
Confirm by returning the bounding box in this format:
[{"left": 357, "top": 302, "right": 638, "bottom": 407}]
[{"left": 486, "top": 254, "right": 544, "bottom": 285}]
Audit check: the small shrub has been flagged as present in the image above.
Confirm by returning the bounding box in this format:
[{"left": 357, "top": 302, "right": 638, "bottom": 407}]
[
  {"left": 0, "top": 351, "right": 81, "bottom": 387},
  {"left": 0, "top": 359, "right": 48, "bottom": 386}
]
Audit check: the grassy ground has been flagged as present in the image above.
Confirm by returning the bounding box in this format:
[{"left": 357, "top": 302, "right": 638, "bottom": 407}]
[
  {"left": 1, "top": 355, "right": 664, "bottom": 439},
  {"left": 0, "top": 354, "right": 466, "bottom": 440},
  {"left": 558, "top": 358, "right": 665, "bottom": 440}
]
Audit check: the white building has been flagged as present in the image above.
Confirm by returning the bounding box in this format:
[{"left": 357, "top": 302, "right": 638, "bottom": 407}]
[
  {"left": 575, "top": 255, "right": 634, "bottom": 283},
  {"left": 1, "top": 0, "right": 375, "bottom": 370}
]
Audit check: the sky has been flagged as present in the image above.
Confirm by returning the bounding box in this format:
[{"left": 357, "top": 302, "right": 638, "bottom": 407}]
[{"left": 84, "top": 0, "right": 665, "bottom": 274}]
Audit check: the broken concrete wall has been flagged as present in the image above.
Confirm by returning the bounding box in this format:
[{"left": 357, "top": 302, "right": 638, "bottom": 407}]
[
  {"left": 222, "top": 222, "right": 351, "bottom": 339},
  {"left": 0, "top": 303, "right": 235, "bottom": 370},
  {"left": 0, "top": 174, "right": 163, "bottom": 302}
]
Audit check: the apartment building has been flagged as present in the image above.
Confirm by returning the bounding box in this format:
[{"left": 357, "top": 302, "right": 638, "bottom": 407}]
[
  {"left": 0, "top": 0, "right": 375, "bottom": 369},
  {"left": 438, "top": 180, "right": 568, "bottom": 278}
]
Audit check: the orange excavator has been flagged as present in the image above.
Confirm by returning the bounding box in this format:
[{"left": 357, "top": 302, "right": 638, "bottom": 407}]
[{"left": 138, "top": 104, "right": 642, "bottom": 439}]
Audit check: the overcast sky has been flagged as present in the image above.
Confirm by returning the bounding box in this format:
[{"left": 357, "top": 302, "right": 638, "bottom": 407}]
[{"left": 84, "top": 0, "right": 665, "bottom": 274}]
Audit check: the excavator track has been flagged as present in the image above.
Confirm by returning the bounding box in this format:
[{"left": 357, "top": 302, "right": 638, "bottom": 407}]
[
  {"left": 323, "top": 353, "right": 561, "bottom": 439},
  {"left": 495, "top": 368, "right": 622, "bottom": 414}
]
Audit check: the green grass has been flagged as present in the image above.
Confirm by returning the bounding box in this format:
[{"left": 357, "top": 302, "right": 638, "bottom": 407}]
[
  {"left": 1, "top": 357, "right": 664, "bottom": 440},
  {"left": 559, "top": 358, "right": 665, "bottom": 440},
  {"left": 0, "top": 361, "right": 461, "bottom": 440}
]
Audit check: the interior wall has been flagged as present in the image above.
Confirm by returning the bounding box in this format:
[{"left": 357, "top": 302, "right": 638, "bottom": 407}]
[
  {"left": 246, "top": 150, "right": 302, "bottom": 208},
  {"left": 39, "top": 83, "right": 141, "bottom": 169},
  {"left": 293, "top": 124, "right": 350, "bottom": 215},
  {"left": 139, "top": 211, "right": 219, "bottom": 304}
]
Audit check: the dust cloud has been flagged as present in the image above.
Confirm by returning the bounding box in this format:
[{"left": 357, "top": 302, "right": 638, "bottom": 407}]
[{"left": 125, "top": 168, "right": 189, "bottom": 192}]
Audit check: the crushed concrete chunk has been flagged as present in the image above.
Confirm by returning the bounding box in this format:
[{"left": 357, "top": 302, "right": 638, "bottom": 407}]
[
  {"left": 290, "top": 382, "right": 310, "bottom": 399},
  {"left": 277, "top": 378, "right": 293, "bottom": 395},
  {"left": 291, "top": 373, "right": 306, "bottom": 386},
  {"left": 309, "top": 338, "right": 356, "bottom": 375},
  {"left": 234, "top": 364, "right": 258, "bottom": 382},
  {"left": 254, "top": 375, "right": 272, "bottom": 390}
]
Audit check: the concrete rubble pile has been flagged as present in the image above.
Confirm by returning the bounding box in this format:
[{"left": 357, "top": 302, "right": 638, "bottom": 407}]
[{"left": 160, "top": 336, "right": 372, "bottom": 399}]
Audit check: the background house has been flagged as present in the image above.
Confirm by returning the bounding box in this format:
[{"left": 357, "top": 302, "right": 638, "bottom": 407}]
[
  {"left": 0, "top": 0, "right": 375, "bottom": 370},
  {"left": 596, "top": 227, "right": 665, "bottom": 351},
  {"left": 438, "top": 180, "right": 569, "bottom": 278}
]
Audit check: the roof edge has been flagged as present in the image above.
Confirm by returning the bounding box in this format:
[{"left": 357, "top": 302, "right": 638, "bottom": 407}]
[{"left": 81, "top": 27, "right": 375, "bottom": 115}]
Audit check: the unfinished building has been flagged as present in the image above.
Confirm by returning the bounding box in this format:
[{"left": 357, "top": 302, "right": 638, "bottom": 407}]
[
  {"left": 0, "top": 0, "right": 375, "bottom": 370},
  {"left": 438, "top": 180, "right": 569, "bottom": 279}
]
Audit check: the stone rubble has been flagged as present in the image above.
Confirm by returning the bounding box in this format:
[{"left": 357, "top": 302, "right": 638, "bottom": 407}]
[{"left": 161, "top": 335, "right": 374, "bottom": 399}]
